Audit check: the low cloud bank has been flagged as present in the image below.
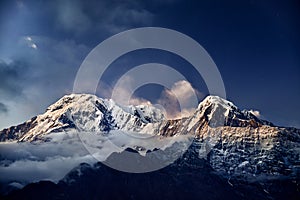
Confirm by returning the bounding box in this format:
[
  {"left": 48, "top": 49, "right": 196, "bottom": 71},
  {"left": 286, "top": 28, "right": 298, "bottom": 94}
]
[
  {"left": 0, "top": 132, "right": 96, "bottom": 184},
  {"left": 0, "top": 131, "right": 191, "bottom": 185}
]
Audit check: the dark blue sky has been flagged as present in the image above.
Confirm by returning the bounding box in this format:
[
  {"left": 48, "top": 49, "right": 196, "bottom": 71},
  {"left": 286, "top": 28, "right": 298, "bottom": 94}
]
[{"left": 0, "top": 0, "right": 299, "bottom": 129}]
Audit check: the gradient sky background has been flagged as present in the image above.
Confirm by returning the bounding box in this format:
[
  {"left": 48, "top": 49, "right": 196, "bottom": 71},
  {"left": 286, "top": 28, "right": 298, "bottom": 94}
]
[{"left": 0, "top": 0, "right": 299, "bottom": 129}]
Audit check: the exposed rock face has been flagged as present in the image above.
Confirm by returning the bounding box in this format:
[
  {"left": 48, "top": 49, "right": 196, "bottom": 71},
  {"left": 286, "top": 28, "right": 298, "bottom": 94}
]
[
  {"left": 192, "top": 126, "right": 300, "bottom": 179},
  {"left": 0, "top": 116, "right": 38, "bottom": 142}
]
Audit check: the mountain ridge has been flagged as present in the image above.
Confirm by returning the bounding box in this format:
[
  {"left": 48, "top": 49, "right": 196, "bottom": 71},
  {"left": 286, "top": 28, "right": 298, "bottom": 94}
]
[{"left": 0, "top": 93, "right": 280, "bottom": 142}]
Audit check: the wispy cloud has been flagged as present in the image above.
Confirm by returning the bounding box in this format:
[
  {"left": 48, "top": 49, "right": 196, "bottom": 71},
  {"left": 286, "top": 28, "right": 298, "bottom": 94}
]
[
  {"left": 54, "top": 0, "right": 154, "bottom": 36},
  {"left": 55, "top": 1, "right": 92, "bottom": 35},
  {"left": 102, "top": 5, "right": 154, "bottom": 34},
  {"left": 0, "top": 60, "right": 27, "bottom": 99},
  {"left": 24, "top": 36, "right": 38, "bottom": 49},
  {"left": 0, "top": 102, "right": 8, "bottom": 114},
  {"left": 110, "top": 78, "right": 201, "bottom": 119},
  {"left": 158, "top": 80, "right": 202, "bottom": 119},
  {"left": 249, "top": 109, "right": 261, "bottom": 118},
  {"left": 108, "top": 75, "right": 152, "bottom": 106}
]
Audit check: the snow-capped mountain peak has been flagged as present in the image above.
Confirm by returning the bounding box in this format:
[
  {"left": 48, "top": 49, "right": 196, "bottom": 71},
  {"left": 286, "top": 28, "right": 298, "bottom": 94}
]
[
  {"left": 0, "top": 94, "right": 166, "bottom": 142},
  {"left": 192, "top": 95, "right": 272, "bottom": 128},
  {"left": 198, "top": 95, "right": 236, "bottom": 110}
]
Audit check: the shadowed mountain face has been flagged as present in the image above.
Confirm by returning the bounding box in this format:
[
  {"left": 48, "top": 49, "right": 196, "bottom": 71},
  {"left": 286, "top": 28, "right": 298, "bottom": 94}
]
[
  {"left": 3, "top": 144, "right": 299, "bottom": 200},
  {"left": 0, "top": 94, "right": 299, "bottom": 199}
]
